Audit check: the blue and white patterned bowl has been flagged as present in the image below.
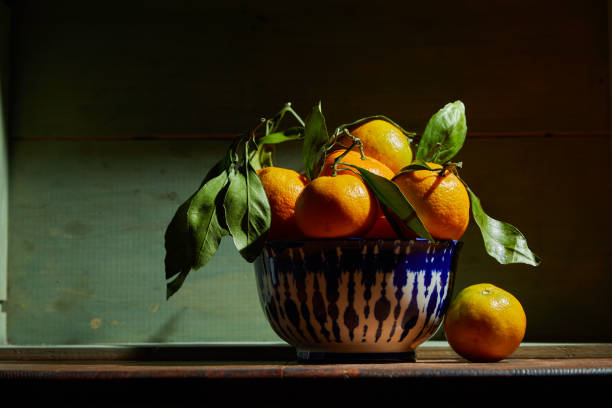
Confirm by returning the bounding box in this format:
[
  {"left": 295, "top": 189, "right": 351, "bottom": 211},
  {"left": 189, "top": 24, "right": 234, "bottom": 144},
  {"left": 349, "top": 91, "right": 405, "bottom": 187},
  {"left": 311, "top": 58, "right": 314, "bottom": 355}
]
[{"left": 254, "top": 239, "right": 462, "bottom": 362}]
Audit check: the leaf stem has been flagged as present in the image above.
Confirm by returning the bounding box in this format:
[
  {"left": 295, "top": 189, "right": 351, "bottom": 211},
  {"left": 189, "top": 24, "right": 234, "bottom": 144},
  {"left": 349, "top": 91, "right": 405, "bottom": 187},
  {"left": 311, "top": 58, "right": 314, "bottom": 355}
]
[
  {"left": 250, "top": 118, "right": 267, "bottom": 141},
  {"left": 331, "top": 135, "right": 364, "bottom": 176},
  {"left": 284, "top": 103, "right": 306, "bottom": 127}
]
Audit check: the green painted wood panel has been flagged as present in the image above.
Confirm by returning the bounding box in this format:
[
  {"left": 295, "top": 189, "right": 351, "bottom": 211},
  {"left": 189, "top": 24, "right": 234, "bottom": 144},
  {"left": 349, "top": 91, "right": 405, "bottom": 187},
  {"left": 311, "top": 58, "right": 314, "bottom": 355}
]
[
  {"left": 6, "top": 140, "right": 300, "bottom": 344},
  {"left": 6, "top": 136, "right": 612, "bottom": 344},
  {"left": 9, "top": 0, "right": 609, "bottom": 139}
]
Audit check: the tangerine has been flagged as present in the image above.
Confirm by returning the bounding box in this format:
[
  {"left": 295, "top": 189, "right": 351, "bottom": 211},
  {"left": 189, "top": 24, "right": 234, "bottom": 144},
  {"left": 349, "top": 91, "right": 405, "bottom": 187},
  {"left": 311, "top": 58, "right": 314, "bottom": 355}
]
[
  {"left": 363, "top": 214, "right": 398, "bottom": 239},
  {"left": 294, "top": 175, "right": 377, "bottom": 238},
  {"left": 319, "top": 150, "right": 394, "bottom": 179},
  {"left": 256, "top": 167, "right": 309, "bottom": 240},
  {"left": 444, "top": 283, "right": 527, "bottom": 362},
  {"left": 393, "top": 162, "right": 469, "bottom": 240},
  {"left": 336, "top": 119, "right": 413, "bottom": 174}
]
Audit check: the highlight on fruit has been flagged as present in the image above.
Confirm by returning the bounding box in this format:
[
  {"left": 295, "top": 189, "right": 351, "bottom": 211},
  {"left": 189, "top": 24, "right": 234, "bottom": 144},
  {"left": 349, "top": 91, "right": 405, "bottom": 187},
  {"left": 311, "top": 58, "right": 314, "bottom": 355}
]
[{"left": 163, "top": 101, "right": 541, "bottom": 298}]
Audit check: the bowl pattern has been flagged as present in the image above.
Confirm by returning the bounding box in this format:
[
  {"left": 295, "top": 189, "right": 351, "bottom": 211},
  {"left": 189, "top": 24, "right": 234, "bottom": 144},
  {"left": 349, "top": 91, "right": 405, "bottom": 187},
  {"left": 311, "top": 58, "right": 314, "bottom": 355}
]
[{"left": 254, "top": 239, "right": 461, "bottom": 361}]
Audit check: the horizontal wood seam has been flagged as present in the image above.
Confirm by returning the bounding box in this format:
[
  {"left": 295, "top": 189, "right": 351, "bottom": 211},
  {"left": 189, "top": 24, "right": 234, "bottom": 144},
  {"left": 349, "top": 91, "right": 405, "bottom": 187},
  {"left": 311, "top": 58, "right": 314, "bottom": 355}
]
[{"left": 12, "top": 131, "right": 610, "bottom": 141}]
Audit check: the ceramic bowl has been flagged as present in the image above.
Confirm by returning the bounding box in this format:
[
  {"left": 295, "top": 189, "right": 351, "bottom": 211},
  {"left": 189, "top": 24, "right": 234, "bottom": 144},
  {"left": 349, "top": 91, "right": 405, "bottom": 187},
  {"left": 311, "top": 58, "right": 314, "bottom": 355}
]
[{"left": 254, "top": 238, "right": 462, "bottom": 362}]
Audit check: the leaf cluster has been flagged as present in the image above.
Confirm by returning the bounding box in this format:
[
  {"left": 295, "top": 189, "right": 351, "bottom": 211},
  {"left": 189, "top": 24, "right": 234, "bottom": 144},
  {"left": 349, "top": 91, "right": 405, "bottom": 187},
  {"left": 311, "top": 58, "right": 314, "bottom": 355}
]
[
  {"left": 164, "top": 103, "right": 305, "bottom": 298},
  {"left": 398, "top": 101, "right": 541, "bottom": 267},
  {"left": 164, "top": 100, "right": 540, "bottom": 298}
]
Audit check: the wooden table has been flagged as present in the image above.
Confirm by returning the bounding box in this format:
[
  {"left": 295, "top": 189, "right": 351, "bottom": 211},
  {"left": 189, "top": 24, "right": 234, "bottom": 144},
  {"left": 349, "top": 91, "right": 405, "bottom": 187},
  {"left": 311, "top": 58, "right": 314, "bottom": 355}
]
[{"left": 0, "top": 343, "right": 610, "bottom": 406}]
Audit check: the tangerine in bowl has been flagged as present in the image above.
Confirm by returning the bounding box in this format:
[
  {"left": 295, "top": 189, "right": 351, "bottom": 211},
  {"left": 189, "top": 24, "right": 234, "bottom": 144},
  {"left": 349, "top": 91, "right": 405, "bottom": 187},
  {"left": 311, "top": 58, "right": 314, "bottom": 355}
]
[{"left": 254, "top": 238, "right": 462, "bottom": 362}]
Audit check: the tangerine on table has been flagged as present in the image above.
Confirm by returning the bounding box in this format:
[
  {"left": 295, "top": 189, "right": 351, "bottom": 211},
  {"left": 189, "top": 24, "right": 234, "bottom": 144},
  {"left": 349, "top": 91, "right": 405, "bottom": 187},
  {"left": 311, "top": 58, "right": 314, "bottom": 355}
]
[
  {"left": 256, "top": 166, "right": 309, "bottom": 240},
  {"left": 444, "top": 283, "right": 527, "bottom": 362},
  {"left": 393, "top": 162, "right": 469, "bottom": 240},
  {"left": 319, "top": 150, "right": 395, "bottom": 179},
  {"left": 336, "top": 119, "right": 413, "bottom": 174},
  {"left": 294, "top": 174, "right": 377, "bottom": 238}
]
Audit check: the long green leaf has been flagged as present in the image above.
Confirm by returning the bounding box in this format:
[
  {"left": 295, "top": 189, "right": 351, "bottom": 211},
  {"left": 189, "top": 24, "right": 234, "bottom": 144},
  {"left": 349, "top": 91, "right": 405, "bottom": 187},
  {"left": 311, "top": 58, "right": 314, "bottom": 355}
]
[
  {"left": 348, "top": 165, "right": 433, "bottom": 241},
  {"left": 223, "top": 163, "right": 271, "bottom": 262},
  {"left": 223, "top": 166, "right": 249, "bottom": 253},
  {"left": 166, "top": 269, "right": 190, "bottom": 299},
  {"left": 164, "top": 151, "right": 231, "bottom": 286},
  {"left": 187, "top": 170, "right": 230, "bottom": 270},
  {"left": 416, "top": 101, "right": 467, "bottom": 164},
  {"left": 467, "top": 187, "right": 541, "bottom": 266},
  {"left": 242, "top": 162, "right": 271, "bottom": 261},
  {"left": 302, "top": 101, "right": 330, "bottom": 179},
  {"left": 199, "top": 147, "right": 232, "bottom": 188},
  {"left": 165, "top": 170, "right": 230, "bottom": 299}
]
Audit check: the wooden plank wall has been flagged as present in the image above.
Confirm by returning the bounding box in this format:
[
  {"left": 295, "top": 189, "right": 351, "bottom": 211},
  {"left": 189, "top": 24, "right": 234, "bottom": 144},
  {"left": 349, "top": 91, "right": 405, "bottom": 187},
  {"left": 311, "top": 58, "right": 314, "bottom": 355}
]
[
  {"left": 9, "top": 1, "right": 610, "bottom": 137},
  {"left": 4, "top": 0, "right": 611, "bottom": 344}
]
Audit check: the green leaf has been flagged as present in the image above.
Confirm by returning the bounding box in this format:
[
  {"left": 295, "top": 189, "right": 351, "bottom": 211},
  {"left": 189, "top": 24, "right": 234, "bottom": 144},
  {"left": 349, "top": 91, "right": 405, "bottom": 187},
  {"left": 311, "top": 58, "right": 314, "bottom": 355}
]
[
  {"left": 250, "top": 144, "right": 274, "bottom": 170},
  {"left": 302, "top": 101, "right": 330, "bottom": 179},
  {"left": 164, "top": 169, "right": 230, "bottom": 299},
  {"left": 223, "top": 162, "right": 271, "bottom": 262},
  {"left": 199, "top": 149, "right": 232, "bottom": 188},
  {"left": 467, "top": 187, "right": 541, "bottom": 266},
  {"left": 166, "top": 269, "right": 190, "bottom": 299},
  {"left": 252, "top": 126, "right": 303, "bottom": 170},
  {"left": 224, "top": 166, "right": 249, "bottom": 251},
  {"left": 164, "top": 150, "right": 231, "bottom": 292},
  {"left": 257, "top": 127, "right": 304, "bottom": 145},
  {"left": 164, "top": 151, "right": 235, "bottom": 298},
  {"left": 416, "top": 101, "right": 467, "bottom": 164},
  {"left": 395, "top": 159, "right": 435, "bottom": 175},
  {"left": 378, "top": 203, "right": 410, "bottom": 239},
  {"left": 187, "top": 170, "right": 230, "bottom": 270},
  {"left": 348, "top": 165, "right": 433, "bottom": 242},
  {"left": 242, "top": 162, "right": 271, "bottom": 261}
]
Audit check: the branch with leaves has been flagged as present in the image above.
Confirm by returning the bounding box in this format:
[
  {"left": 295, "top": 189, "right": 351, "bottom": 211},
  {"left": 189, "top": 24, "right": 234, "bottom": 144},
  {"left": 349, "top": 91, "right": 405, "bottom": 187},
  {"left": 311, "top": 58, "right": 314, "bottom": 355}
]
[{"left": 164, "top": 100, "right": 540, "bottom": 299}]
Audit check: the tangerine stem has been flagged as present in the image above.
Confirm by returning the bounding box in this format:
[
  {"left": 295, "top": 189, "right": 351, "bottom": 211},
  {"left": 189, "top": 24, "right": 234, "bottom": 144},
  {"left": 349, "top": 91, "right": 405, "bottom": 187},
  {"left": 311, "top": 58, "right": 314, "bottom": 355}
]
[
  {"left": 262, "top": 102, "right": 305, "bottom": 136},
  {"left": 331, "top": 141, "right": 359, "bottom": 177},
  {"left": 341, "top": 128, "right": 366, "bottom": 159},
  {"left": 440, "top": 162, "right": 461, "bottom": 178}
]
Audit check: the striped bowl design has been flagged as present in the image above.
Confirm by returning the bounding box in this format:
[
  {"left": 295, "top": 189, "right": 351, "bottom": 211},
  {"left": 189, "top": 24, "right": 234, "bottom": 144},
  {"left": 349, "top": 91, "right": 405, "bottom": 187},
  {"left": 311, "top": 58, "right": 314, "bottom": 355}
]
[{"left": 254, "top": 239, "right": 462, "bottom": 362}]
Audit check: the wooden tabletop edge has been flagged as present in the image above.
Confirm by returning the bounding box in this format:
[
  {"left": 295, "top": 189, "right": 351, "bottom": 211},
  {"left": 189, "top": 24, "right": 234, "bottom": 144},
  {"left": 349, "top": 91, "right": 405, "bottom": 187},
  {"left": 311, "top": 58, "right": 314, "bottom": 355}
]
[{"left": 0, "top": 342, "right": 610, "bottom": 362}]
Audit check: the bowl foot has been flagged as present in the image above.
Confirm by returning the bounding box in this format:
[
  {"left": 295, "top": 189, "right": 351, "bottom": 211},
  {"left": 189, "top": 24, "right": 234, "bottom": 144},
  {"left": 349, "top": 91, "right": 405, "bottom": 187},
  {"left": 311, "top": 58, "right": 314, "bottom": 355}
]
[{"left": 296, "top": 350, "right": 416, "bottom": 363}]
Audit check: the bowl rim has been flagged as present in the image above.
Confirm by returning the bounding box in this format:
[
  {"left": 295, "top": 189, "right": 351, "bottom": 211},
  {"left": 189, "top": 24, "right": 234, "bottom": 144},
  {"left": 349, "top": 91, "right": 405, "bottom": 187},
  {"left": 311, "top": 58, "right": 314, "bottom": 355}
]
[{"left": 264, "top": 238, "right": 461, "bottom": 245}]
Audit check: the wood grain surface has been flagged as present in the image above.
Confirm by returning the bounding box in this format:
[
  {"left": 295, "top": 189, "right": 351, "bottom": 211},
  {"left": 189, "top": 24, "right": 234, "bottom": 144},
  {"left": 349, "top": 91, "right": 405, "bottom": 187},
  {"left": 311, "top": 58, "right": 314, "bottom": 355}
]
[
  {"left": 0, "top": 358, "right": 611, "bottom": 379},
  {"left": 0, "top": 344, "right": 610, "bottom": 405}
]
